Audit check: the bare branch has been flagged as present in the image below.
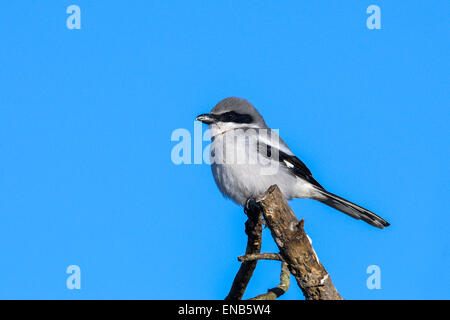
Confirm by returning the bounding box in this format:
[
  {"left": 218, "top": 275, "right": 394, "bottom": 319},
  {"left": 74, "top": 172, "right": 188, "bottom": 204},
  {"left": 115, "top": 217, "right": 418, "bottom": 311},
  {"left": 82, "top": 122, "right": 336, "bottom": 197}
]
[
  {"left": 248, "top": 185, "right": 343, "bottom": 300},
  {"left": 225, "top": 204, "right": 263, "bottom": 300},
  {"left": 238, "top": 253, "right": 282, "bottom": 262}
]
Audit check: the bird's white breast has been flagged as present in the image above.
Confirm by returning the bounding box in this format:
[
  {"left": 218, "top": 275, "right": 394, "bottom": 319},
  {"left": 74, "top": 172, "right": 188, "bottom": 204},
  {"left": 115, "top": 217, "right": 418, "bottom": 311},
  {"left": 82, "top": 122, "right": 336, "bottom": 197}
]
[{"left": 209, "top": 129, "right": 311, "bottom": 206}]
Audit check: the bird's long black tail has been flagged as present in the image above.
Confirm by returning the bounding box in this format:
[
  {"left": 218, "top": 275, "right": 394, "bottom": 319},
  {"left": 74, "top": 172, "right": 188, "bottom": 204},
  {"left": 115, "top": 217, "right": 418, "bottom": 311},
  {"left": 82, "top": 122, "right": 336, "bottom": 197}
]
[{"left": 314, "top": 188, "right": 390, "bottom": 229}]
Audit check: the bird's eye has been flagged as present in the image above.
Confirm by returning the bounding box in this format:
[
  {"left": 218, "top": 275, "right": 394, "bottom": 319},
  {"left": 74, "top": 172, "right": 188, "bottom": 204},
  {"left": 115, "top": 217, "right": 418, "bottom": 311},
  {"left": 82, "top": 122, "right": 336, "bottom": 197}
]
[
  {"left": 225, "top": 113, "right": 235, "bottom": 121},
  {"left": 219, "top": 111, "right": 252, "bottom": 123},
  {"left": 220, "top": 112, "right": 236, "bottom": 122}
]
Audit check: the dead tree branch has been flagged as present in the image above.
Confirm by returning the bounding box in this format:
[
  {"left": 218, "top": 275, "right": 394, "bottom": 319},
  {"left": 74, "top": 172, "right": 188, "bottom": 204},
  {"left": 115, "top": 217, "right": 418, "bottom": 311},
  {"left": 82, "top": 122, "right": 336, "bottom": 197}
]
[
  {"left": 238, "top": 253, "right": 282, "bottom": 262},
  {"left": 225, "top": 204, "right": 263, "bottom": 300},
  {"left": 246, "top": 185, "right": 343, "bottom": 300}
]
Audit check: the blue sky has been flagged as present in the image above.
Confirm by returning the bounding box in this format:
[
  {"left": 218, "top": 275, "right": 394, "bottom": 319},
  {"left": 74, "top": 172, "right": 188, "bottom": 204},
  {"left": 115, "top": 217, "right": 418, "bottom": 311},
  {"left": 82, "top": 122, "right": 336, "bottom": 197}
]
[{"left": 0, "top": 1, "right": 448, "bottom": 299}]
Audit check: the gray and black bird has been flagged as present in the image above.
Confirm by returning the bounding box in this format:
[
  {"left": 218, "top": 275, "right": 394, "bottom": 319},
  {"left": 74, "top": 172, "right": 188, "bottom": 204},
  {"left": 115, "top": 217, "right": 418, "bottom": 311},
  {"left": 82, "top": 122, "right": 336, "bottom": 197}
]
[{"left": 196, "top": 97, "right": 390, "bottom": 229}]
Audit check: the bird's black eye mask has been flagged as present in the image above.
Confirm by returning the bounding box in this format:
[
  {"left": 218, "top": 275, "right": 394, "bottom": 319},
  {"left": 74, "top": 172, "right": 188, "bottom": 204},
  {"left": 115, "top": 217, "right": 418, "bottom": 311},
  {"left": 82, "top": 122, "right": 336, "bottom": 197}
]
[{"left": 215, "top": 111, "right": 253, "bottom": 124}]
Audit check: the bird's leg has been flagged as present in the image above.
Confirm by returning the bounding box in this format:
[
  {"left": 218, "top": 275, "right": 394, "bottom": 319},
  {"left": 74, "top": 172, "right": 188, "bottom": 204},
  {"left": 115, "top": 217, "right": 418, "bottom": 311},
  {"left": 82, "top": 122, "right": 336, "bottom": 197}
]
[{"left": 244, "top": 197, "right": 267, "bottom": 229}]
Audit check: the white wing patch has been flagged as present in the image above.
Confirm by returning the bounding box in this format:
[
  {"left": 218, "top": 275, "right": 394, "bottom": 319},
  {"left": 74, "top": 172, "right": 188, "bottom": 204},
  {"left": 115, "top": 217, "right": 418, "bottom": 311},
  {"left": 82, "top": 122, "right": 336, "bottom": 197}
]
[{"left": 284, "top": 160, "right": 294, "bottom": 168}]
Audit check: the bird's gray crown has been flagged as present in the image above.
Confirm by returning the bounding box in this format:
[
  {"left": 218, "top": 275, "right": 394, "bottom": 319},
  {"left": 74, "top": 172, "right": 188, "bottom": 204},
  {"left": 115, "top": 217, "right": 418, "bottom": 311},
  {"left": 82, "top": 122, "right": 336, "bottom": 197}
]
[{"left": 210, "top": 97, "right": 267, "bottom": 126}]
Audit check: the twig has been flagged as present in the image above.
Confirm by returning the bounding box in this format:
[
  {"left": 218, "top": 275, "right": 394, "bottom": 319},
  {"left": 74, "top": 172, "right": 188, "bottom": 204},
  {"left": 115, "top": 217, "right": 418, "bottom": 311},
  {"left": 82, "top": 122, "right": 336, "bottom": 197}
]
[{"left": 238, "top": 253, "right": 282, "bottom": 262}]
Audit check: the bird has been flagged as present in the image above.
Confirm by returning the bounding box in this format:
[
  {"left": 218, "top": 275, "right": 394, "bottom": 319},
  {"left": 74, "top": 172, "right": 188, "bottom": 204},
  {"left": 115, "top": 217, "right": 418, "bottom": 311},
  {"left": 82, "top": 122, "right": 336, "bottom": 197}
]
[{"left": 196, "top": 97, "right": 390, "bottom": 229}]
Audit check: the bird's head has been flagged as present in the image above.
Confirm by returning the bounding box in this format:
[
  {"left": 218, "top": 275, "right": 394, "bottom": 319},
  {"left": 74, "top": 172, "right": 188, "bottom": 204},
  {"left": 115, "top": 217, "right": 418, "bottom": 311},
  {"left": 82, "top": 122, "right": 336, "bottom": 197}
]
[{"left": 196, "top": 97, "right": 267, "bottom": 135}]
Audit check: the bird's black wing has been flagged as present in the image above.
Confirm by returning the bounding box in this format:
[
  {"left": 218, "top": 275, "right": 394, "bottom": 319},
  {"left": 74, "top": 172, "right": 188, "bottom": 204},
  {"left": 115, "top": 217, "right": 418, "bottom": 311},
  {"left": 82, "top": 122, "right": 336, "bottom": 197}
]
[{"left": 257, "top": 142, "right": 324, "bottom": 189}]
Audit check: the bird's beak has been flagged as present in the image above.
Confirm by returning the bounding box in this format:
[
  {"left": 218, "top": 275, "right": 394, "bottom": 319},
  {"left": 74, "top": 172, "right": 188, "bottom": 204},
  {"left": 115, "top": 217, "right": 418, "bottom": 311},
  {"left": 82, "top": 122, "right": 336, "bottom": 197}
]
[{"left": 195, "top": 113, "right": 217, "bottom": 124}]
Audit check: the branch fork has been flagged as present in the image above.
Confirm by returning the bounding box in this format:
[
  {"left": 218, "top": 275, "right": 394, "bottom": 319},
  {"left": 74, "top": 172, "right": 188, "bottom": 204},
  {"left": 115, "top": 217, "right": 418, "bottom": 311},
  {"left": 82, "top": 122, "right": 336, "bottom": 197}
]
[{"left": 226, "top": 185, "right": 343, "bottom": 300}]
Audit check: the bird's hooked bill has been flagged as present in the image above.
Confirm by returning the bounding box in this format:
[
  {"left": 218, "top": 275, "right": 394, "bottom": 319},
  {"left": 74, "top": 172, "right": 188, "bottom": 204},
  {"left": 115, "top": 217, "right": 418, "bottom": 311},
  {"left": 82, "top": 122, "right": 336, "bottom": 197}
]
[{"left": 196, "top": 113, "right": 217, "bottom": 124}]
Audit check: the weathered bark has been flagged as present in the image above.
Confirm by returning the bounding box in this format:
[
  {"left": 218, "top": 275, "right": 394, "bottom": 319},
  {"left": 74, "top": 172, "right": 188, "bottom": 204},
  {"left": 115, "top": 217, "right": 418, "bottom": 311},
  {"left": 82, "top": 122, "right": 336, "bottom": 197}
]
[
  {"left": 225, "top": 205, "right": 263, "bottom": 300},
  {"left": 238, "top": 253, "right": 281, "bottom": 262},
  {"left": 246, "top": 185, "right": 343, "bottom": 300}
]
